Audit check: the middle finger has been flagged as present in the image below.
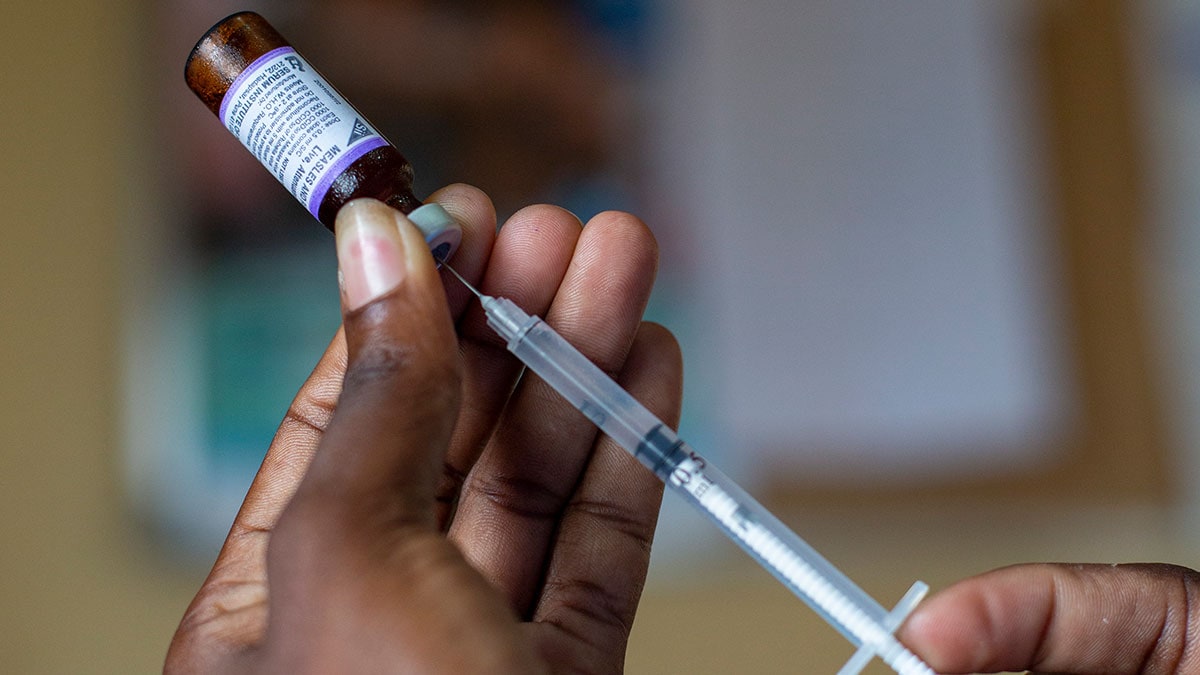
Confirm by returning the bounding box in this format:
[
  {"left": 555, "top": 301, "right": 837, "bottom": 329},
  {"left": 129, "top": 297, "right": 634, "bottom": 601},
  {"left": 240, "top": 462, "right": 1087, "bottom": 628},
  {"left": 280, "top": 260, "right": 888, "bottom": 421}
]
[
  {"left": 448, "top": 210, "right": 659, "bottom": 616},
  {"left": 435, "top": 203, "right": 584, "bottom": 528}
]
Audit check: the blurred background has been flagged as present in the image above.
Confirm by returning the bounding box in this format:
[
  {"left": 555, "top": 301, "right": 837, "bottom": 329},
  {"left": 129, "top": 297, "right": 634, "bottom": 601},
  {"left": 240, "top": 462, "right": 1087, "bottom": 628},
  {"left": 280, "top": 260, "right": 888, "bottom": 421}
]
[{"left": 3, "top": 0, "right": 1199, "bottom": 672}]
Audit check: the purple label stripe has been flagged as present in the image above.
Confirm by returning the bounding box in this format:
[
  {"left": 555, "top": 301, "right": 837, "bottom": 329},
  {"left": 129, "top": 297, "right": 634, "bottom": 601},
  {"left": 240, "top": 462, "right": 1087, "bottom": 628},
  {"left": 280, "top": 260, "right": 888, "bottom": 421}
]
[
  {"left": 306, "top": 135, "right": 388, "bottom": 217},
  {"left": 219, "top": 46, "right": 297, "bottom": 124}
]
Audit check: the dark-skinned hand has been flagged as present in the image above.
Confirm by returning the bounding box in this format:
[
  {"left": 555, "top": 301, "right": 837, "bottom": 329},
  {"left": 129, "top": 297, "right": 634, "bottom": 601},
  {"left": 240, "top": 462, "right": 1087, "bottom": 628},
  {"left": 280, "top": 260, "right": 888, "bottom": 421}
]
[
  {"left": 164, "top": 186, "right": 1200, "bottom": 675},
  {"left": 166, "top": 187, "right": 681, "bottom": 674}
]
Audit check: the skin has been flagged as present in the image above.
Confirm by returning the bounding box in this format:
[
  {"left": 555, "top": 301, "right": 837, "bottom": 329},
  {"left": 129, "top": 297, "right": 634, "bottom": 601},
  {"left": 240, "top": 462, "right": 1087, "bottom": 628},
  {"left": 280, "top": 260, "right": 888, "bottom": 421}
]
[
  {"left": 900, "top": 562, "right": 1200, "bottom": 674},
  {"left": 165, "top": 185, "right": 1200, "bottom": 674},
  {"left": 165, "top": 187, "right": 681, "bottom": 674}
]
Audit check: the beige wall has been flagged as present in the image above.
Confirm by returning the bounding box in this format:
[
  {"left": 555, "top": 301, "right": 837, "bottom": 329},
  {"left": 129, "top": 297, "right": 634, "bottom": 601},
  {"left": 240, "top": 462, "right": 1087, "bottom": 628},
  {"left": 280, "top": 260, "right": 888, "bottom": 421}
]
[{"left": 0, "top": 2, "right": 202, "bottom": 672}]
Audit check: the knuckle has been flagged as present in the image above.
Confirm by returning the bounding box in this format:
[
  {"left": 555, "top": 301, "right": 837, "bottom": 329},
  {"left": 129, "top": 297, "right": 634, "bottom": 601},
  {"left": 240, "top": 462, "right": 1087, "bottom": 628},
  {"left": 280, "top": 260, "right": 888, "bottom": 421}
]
[
  {"left": 343, "top": 340, "right": 461, "bottom": 401},
  {"left": 1148, "top": 563, "right": 1200, "bottom": 673},
  {"left": 1085, "top": 563, "right": 1200, "bottom": 674},
  {"left": 344, "top": 342, "right": 418, "bottom": 390},
  {"left": 435, "top": 460, "right": 470, "bottom": 507},
  {"left": 566, "top": 497, "right": 656, "bottom": 556},
  {"left": 542, "top": 575, "right": 637, "bottom": 642},
  {"left": 282, "top": 400, "right": 334, "bottom": 437},
  {"left": 471, "top": 472, "right": 571, "bottom": 522}
]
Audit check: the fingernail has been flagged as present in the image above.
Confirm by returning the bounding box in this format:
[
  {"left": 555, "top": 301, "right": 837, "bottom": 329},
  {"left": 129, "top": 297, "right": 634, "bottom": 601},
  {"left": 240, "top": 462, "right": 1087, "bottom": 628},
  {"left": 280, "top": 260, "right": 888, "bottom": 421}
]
[{"left": 336, "top": 200, "right": 408, "bottom": 311}]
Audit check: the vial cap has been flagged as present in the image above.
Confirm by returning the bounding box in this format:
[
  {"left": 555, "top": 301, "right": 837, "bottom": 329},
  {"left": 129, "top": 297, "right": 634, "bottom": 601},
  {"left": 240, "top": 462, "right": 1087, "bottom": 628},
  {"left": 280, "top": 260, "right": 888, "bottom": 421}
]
[{"left": 407, "top": 203, "right": 463, "bottom": 263}]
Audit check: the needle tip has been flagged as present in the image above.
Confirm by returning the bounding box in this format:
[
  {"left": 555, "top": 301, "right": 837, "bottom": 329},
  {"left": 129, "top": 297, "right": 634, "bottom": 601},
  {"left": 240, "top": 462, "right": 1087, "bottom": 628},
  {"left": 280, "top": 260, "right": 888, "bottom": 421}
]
[{"left": 438, "top": 256, "right": 483, "bottom": 299}]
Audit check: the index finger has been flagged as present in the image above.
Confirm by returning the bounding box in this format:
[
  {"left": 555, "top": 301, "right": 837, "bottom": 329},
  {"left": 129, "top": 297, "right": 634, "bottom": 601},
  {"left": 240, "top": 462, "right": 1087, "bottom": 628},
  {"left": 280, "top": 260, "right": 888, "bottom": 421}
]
[{"left": 900, "top": 562, "right": 1200, "bottom": 674}]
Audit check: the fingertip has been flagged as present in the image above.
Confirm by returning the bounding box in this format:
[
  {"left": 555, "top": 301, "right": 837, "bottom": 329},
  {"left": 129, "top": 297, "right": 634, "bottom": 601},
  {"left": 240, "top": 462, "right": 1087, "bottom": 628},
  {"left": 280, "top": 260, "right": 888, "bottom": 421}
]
[
  {"left": 903, "top": 565, "right": 1059, "bottom": 673},
  {"left": 424, "top": 184, "right": 497, "bottom": 266},
  {"left": 335, "top": 199, "right": 409, "bottom": 312},
  {"left": 899, "top": 593, "right": 986, "bottom": 673},
  {"left": 485, "top": 204, "right": 584, "bottom": 303},
  {"left": 543, "top": 211, "right": 658, "bottom": 353},
  {"left": 427, "top": 183, "right": 496, "bottom": 252},
  {"left": 426, "top": 183, "right": 497, "bottom": 231},
  {"left": 423, "top": 184, "right": 496, "bottom": 315},
  {"left": 582, "top": 210, "right": 659, "bottom": 269},
  {"left": 586, "top": 209, "right": 657, "bottom": 241},
  {"left": 570, "top": 212, "right": 660, "bottom": 311},
  {"left": 504, "top": 203, "right": 585, "bottom": 239}
]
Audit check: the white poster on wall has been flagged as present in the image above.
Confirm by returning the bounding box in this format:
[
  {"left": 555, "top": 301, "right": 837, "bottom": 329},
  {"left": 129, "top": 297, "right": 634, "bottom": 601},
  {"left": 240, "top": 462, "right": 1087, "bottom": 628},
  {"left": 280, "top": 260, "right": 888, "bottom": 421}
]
[{"left": 647, "top": 0, "right": 1072, "bottom": 484}]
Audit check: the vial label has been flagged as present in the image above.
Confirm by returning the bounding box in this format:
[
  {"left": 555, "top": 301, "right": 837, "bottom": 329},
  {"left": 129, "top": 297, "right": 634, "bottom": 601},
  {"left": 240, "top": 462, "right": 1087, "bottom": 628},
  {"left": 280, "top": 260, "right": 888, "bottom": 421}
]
[{"left": 219, "top": 47, "right": 388, "bottom": 217}]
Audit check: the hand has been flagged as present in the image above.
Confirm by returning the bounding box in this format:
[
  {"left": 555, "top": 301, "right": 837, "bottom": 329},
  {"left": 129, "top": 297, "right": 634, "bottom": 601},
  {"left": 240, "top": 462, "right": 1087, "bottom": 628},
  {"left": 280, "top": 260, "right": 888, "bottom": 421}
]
[
  {"left": 901, "top": 562, "right": 1200, "bottom": 674},
  {"left": 165, "top": 188, "right": 682, "bottom": 674}
]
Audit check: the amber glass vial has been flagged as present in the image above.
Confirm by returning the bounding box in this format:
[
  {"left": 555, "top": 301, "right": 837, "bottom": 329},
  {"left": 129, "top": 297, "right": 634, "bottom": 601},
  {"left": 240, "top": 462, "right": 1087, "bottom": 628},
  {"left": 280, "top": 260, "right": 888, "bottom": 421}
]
[{"left": 185, "top": 11, "right": 460, "bottom": 258}]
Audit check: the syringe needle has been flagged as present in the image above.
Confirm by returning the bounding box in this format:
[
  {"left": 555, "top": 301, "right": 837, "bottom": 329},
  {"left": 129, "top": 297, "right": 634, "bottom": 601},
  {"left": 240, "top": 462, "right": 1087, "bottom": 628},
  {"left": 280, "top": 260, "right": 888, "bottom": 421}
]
[
  {"left": 440, "top": 259, "right": 533, "bottom": 344},
  {"left": 438, "top": 258, "right": 484, "bottom": 300}
]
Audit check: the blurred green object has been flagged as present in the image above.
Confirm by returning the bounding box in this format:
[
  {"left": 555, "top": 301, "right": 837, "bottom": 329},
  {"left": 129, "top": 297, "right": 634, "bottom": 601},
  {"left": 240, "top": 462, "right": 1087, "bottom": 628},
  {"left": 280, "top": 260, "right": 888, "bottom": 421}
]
[{"left": 202, "top": 236, "right": 341, "bottom": 472}]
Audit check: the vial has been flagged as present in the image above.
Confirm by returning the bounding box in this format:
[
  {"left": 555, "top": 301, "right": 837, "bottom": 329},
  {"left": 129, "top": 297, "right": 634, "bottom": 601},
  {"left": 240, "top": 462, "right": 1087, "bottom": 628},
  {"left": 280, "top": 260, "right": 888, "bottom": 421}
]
[{"left": 184, "top": 11, "right": 460, "bottom": 260}]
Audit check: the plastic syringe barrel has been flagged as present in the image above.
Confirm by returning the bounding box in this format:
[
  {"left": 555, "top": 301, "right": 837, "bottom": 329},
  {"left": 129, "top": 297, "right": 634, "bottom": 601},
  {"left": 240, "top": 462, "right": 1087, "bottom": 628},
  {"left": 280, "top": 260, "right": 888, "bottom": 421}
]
[
  {"left": 489, "top": 299, "right": 933, "bottom": 674},
  {"left": 484, "top": 296, "right": 676, "bottom": 471}
]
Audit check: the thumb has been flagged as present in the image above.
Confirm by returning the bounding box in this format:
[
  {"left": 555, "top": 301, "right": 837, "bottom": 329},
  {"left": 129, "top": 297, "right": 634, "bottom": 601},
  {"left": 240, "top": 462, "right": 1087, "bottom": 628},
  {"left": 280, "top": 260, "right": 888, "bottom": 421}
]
[
  {"left": 900, "top": 562, "right": 1200, "bottom": 674},
  {"left": 261, "top": 200, "right": 543, "bottom": 670},
  {"left": 294, "top": 197, "right": 461, "bottom": 526}
]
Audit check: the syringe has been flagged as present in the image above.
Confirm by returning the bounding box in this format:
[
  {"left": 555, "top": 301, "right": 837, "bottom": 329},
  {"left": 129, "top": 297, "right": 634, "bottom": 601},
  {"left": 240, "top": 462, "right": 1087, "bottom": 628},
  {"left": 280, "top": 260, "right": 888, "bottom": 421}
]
[{"left": 441, "top": 261, "right": 937, "bottom": 675}]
